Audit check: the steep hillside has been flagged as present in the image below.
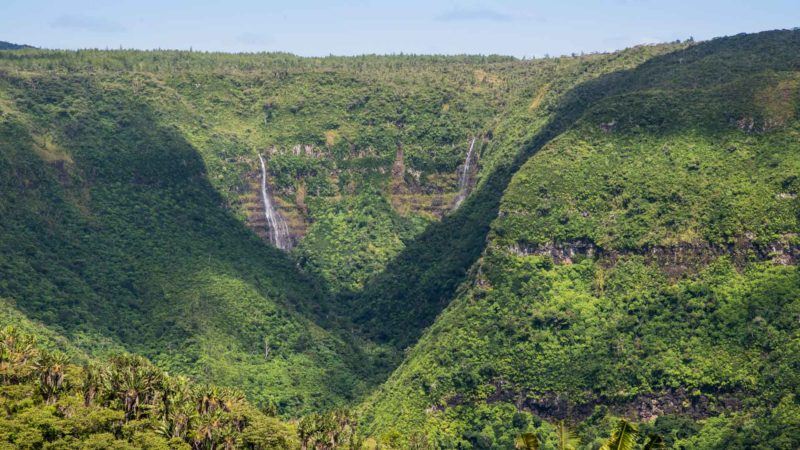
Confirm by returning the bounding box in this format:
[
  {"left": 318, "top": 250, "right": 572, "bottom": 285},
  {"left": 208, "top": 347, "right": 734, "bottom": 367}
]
[
  {"left": 0, "top": 46, "right": 688, "bottom": 412},
  {"left": 348, "top": 43, "right": 687, "bottom": 348},
  {"left": 359, "top": 30, "right": 800, "bottom": 449},
  {"left": 0, "top": 41, "right": 34, "bottom": 50},
  {"left": 0, "top": 75, "right": 369, "bottom": 415},
  {"left": 1, "top": 29, "right": 798, "bottom": 449}
]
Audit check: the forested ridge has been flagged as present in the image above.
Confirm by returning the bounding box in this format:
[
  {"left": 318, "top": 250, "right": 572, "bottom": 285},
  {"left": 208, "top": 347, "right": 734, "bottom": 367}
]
[{"left": 0, "top": 30, "right": 798, "bottom": 449}]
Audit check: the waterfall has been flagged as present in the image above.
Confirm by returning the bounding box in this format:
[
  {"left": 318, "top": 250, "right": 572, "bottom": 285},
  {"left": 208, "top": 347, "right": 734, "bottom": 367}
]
[
  {"left": 258, "top": 154, "right": 292, "bottom": 250},
  {"left": 453, "top": 137, "right": 477, "bottom": 209}
]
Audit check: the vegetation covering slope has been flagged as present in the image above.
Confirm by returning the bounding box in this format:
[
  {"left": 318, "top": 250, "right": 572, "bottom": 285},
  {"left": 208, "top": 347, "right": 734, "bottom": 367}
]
[
  {"left": 348, "top": 42, "right": 687, "bottom": 348},
  {"left": 0, "top": 29, "right": 798, "bottom": 450},
  {"left": 0, "top": 326, "right": 297, "bottom": 449},
  {"left": 0, "top": 44, "right": 685, "bottom": 413},
  {"left": 0, "top": 41, "right": 34, "bottom": 50},
  {"left": 359, "top": 30, "right": 800, "bottom": 449},
  {"left": 0, "top": 72, "right": 368, "bottom": 415},
  {"left": 0, "top": 50, "right": 518, "bottom": 294}
]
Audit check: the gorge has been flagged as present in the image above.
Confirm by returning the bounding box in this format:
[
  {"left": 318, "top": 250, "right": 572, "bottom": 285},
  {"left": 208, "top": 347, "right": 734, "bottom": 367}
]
[{"left": 0, "top": 29, "right": 798, "bottom": 449}]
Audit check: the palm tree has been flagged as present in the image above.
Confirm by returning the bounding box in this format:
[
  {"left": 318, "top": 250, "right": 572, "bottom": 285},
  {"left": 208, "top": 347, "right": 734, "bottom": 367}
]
[
  {"left": 298, "top": 410, "right": 360, "bottom": 450},
  {"left": 298, "top": 413, "right": 320, "bottom": 450},
  {"left": 105, "top": 354, "right": 163, "bottom": 421},
  {"left": 556, "top": 420, "right": 579, "bottom": 450},
  {"left": 34, "top": 351, "right": 69, "bottom": 404},
  {"left": 157, "top": 375, "right": 196, "bottom": 439},
  {"left": 515, "top": 432, "right": 540, "bottom": 450},
  {"left": 0, "top": 326, "right": 38, "bottom": 383},
  {"left": 600, "top": 419, "right": 638, "bottom": 450},
  {"left": 193, "top": 409, "right": 229, "bottom": 450},
  {"left": 82, "top": 362, "right": 105, "bottom": 406},
  {"left": 642, "top": 434, "right": 666, "bottom": 450},
  {"left": 600, "top": 419, "right": 665, "bottom": 450}
]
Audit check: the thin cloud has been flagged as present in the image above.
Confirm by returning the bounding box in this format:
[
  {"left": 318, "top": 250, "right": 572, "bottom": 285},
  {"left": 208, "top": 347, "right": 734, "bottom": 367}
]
[
  {"left": 235, "top": 32, "right": 273, "bottom": 47},
  {"left": 603, "top": 35, "right": 667, "bottom": 48},
  {"left": 435, "top": 8, "right": 514, "bottom": 22},
  {"left": 50, "top": 15, "right": 125, "bottom": 33}
]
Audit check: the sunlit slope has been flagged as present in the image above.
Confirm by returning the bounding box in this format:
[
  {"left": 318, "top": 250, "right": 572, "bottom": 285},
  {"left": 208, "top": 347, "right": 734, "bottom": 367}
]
[
  {"left": 360, "top": 30, "right": 800, "bottom": 449},
  {"left": 349, "top": 42, "right": 686, "bottom": 348}
]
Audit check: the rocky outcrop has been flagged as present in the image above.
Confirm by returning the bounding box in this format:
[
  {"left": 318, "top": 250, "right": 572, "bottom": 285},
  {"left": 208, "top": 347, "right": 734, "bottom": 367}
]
[
  {"left": 508, "top": 236, "right": 800, "bottom": 275},
  {"left": 436, "top": 378, "right": 745, "bottom": 423},
  {"left": 258, "top": 154, "right": 292, "bottom": 250},
  {"left": 243, "top": 158, "right": 306, "bottom": 248},
  {"left": 466, "top": 382, "right": 745, "bottom": 422}
]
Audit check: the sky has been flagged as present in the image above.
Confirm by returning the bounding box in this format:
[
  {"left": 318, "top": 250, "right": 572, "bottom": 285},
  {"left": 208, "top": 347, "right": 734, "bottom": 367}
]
[{"left": 2, "top": 0, "right": 799, "bottom": 57}]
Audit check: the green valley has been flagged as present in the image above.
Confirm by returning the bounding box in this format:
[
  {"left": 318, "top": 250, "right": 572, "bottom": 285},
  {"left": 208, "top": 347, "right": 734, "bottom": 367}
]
[{"left": 0, "top": 29, "right": 798, "bottom": 449}]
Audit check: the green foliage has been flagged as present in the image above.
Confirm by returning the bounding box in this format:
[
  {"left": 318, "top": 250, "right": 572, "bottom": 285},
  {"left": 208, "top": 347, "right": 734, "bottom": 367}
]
[
  {"left": 1, "top": 30, "right": 799, "bottom": 450},
  {"left": 0, "top": 327, "right": 296, "bottom": 449},
  {"left": 514, "top": 432, "right": 539, "bottom": 450},
  {"left": 600, "top": 420, "right": 638, "bottom": 450},
  {"left": 348, "top": 41, "right": 687, "bottom": 348},
  {"left": 556, "top": 421, "right": 579, "bottom": 450},
  {"left": 0, "top": 72, "right": 367, "bottom": 416},
  {"left": 359, "top": 30, "right": 800, "bottom": 449},
  {"left": 297, "top": 410, "right": 362, "bottom": 450},
  {"left": 296, "top": 192, "right": 426, "bottom": 293},
  {"left": 0, "top": 35, "right": 690, "bottom": 419}
]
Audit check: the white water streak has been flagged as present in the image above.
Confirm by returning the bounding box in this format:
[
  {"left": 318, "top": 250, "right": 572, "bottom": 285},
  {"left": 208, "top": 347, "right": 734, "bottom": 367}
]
[
  {"left": 258, "top": 154, "right": 292, "bottom": 250},
  {"left": 454, "top": 137, "right": 477, "bottom": 209}
]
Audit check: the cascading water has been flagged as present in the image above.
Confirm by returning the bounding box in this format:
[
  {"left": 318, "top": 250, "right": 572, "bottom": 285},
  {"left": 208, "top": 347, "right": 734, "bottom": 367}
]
[
  {"left": 258, "top": 154, "right": 292, "bottom": 250},
  {"left": 453, "top": 137, "right": 477, "bottom": 209}
]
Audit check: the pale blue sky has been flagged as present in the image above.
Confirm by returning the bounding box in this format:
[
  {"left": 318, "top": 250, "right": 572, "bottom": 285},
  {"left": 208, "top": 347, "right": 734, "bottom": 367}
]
[{"left": 2, "top": 0, "right": 798, "bottom": 57}]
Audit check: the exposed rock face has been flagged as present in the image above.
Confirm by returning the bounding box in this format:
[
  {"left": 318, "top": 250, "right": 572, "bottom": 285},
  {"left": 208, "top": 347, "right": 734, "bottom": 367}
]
[
  {"left": 390, "top": 145, "right": 406, "bottom": 196},
  {"left": 463, "top": 382, "right": 745, "bottom": 422},
  {"left": 389, "top": 144, "right": 463, "bottom": 219},
  {"left": 508, "top": 236, "right": 799, "bottom": 276},
  {"left": 258, "top": 154, "right": 292, "bottom": 250},
  {"left": 599, "top": 119, "right": 617, "bottom": 132},
  {"left": 509, "top": 238, "right": 598, "bottom": 265},
  {"left": 243, "top": 158, "right": 306, "bottom": 249}
]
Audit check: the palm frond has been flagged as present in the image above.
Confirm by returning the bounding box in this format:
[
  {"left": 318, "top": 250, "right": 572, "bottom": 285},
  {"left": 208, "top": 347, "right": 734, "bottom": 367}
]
[
  {"left": 515, "top": 432, "right": 540, "bottom": 450},
  {"left": 599, "top": 419, "right": 638, "bottom": 450},
  {"left": 642, "top": 434, "right": 665, "bottom": 450},
  {"left": 557, "top": 420, "right": 580, "bottom": 450}
]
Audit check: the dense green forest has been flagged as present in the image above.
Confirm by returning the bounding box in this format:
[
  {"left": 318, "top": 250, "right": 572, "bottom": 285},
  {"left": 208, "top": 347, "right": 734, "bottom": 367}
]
[{"left": 0, "top": 30, "right": 798, "bottom": 449}]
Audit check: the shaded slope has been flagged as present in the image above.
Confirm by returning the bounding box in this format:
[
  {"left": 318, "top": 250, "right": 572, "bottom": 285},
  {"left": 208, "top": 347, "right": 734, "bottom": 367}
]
[
  {"left": 0, "top": 51, "right": 518, "bottom": 299},
  {"left": 0, "top": 74, "right": 367, "bottom": 415},
  {"left": 0, "top": 41, "right": 34, "bottom": 50},
  {"left": 360, "top": 30, "right": 800, "bottom": 449}
]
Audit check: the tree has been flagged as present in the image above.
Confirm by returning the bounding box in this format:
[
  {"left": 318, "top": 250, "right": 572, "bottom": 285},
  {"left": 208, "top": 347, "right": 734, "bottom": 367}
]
[
  {"left": 600, "top": 419, "right": 638, "bottom": 450},
  {"left": 642, "top": 434, "right": 665, "bottom": 450},
  {"left": 599, "top": 419, "right": 665, "bottom": 450},
  {"left": 298, "top": 410, "right": 360, "bottom": 450},
  {"left": 0, "top": 326, "right": 38, "bottom": 383},
  {"left": 82, "top": 362, "right": 105, "bottom": 406},
  {"left": 556, "top": 420, "right": 579, "bottom": 450},
  {"left": 34, "top": 351, "right": 69, "bottom": 404},
  {"left": 514, "top": 432, "right": 539, "bottom": 450}
]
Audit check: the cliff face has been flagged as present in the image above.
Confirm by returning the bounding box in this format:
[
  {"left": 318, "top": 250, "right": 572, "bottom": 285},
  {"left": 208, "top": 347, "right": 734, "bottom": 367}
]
[
  {"left": 242, "top": 141, "right": 469, "bottom": 250},
  {"left": 244, "top": 158, "right": 306, "bottom": 249},
  {"left": 508, "top": 236, "right": 799, "bottom": 277}
]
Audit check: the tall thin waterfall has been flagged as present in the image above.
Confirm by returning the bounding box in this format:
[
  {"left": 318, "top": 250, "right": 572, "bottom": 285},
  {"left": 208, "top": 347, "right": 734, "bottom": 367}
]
[
  {"left": 453, "top": 137, "right": 477, "bottom": 209},
  {"left": 258, "top": 154, "right": 292, "bottom": 250}
]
